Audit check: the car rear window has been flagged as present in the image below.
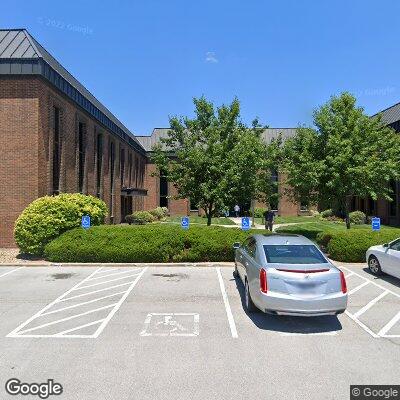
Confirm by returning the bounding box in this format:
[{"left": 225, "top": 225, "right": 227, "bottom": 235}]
[{"left": 263, "top": 245, "right": 328, "bottom": 264}]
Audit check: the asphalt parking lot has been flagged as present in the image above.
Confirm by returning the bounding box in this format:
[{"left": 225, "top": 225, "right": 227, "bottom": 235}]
[{"left": 0, "top": 264, "right": 400, "bottom": 400}]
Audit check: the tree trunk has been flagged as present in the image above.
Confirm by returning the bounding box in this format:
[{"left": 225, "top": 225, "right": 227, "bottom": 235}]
[
  {"left": 345, "top": 196, "right": 351, "bottom": 229},
  {"left": 206, "top": 203, "right": 213, "bottom": 226}
]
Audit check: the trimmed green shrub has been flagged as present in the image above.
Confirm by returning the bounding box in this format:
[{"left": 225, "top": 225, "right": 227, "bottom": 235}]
[
  {"left": 44, "top": 224, "right": 271, "bottom": 263},
  {"left": 349, "top": 210, "right": 366, "bottom": 225},
  {"left": 149, "top": 207, "right": 169, "bottom": 219},
  {"left": 315, "top": 231, "right": 335, "bottom": 247},
  {"left": 125, "top": 211, "right": 155, "bottom": 225},
  {"left": 320, "top": 209, "right": 334, "bottom": 218},
  {"left": 276, "top": 223, "right": 331, "bottom": 240},
  {"left": 14, "top": 194, "right": 108, "bottom": 256},
  {"left": 250, "top": 207, "right": 267, "bottom": 218},
  {"left": 327, "top": 230, "right": 400, "bottom": 262}
]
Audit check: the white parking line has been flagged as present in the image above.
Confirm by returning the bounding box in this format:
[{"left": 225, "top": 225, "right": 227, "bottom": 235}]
[
  {"left": 348, "top": 281, "right": 370, "bottom": 295},
  {"left": 0, "top": 267, "right": 23, "bottom": 279},
  {"left": 378, "top": 311, "right": 400, "bottom": 337},
  {"left": 216, "top": 267, "right": 238, "bottom": 338},
  {"left": 76, "top": 272, "right": 142, "bottom": 290},
  {"left": 344, "top": 272, "right": 355, "bottom": 279},
  {"left": 17, "top": 303, "right": 117, "bottom": 335},
  {"left": 341, "top": 266, "right": 400, "bottom": 338},
  {"left": 7, "top": 267, "right": 148, "bottom": 339},
  {"left": 86, "top": 269, "right": 142, "bottom": 281},
  {"left": 353, "top": 290, "right": 389, "bottom": 318},
  {"left": 341, "top": 266, "right": 400, "bottom": 299},
  {"left": 7, "top": 267, "right": 102, "bottom": 337},
  {"left": 40, "top": 291, "right": 128, "bottom": 316},
  {"left": 92, "top": 267, "right": 148, "bottom": 338},
  {"left": 344, "top": 310, "right": 380, "bottom": 338}
]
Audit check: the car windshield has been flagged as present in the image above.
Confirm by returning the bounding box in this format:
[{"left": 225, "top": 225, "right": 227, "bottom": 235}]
[{"left": 263, "top": 245, "right": 328, "bottom": 264}]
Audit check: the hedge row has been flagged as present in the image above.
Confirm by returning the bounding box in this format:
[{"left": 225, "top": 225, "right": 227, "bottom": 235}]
[
  {"left": 277, "top": 224, "right": 400, "bottom": 262},
  {"left": 326, "top": 230, "right": 400, "bottom": 262},
  {"left": 44, "top": 225, "right": 270, "bottom": 263}
]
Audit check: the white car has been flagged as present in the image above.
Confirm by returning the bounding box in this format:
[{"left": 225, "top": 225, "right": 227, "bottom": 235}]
[{"left": 366, "top": 238, "right": 400, "bottom": 278}]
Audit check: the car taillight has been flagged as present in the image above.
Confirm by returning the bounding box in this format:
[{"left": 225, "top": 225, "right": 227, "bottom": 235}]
[
  {"left": 340, "top": 270, "right": 347, "bottom": 294},
  {"left": 260, "top": 268, "right": 268, "bottom": 293}
]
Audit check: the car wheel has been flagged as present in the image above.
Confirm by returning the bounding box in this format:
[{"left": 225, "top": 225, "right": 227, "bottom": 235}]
[
  {"left": 245, "top": 279, "right": 258, "bottom": 313},
  {"left": 368, "top": 255, "right": 383, "bottom": 276}
]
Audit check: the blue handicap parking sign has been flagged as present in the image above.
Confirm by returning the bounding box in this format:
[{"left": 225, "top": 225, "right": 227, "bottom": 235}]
[
  {"left": 241, "top": 217, "right": 250, "bottom": 231},
  {"left": 371, "top": 217, "right": 380, "bottom": 231},
  {"left": 81, "top": 215, "right": 91, "bottom": 230},
  {"left": 181, "top": 216, "right": 189, "bottom": 230}
]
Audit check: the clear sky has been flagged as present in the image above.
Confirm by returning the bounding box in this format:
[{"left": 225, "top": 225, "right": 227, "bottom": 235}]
[{"left": 2, "top": 0, "right": 400, "bottom": 135}]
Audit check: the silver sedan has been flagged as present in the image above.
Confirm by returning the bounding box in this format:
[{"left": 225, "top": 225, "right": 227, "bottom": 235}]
[{"left": 233, "top": 234, "right": 348, "bottom": 316}]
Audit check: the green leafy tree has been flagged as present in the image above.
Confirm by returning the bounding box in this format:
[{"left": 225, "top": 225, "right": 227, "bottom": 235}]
[
  {"left": 151, "top": 97, "right": 269, "bottom": 225},
  {"left": 283, "top": 92, "right": 400, "bottom": 228}
]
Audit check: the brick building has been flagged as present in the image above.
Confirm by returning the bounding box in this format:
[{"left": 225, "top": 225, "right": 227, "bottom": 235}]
[
  {"left": 0, "top": 29, "right": 147, "bottom": 247},
  {"left": 351, "top": 103, "right": 400, "bottom": 226},
  {"left": 137, "top": 128, "right": 306, "bottom": 216}
]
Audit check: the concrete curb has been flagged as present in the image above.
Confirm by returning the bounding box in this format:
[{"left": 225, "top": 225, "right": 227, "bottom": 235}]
[{"left": 0, "top": 262, "right": 235, "bottom": 268}]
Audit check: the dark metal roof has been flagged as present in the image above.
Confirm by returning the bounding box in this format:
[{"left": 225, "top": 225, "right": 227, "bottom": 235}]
[
  {"left": 0, "top": 29, "right": 145, "bottom": 155},
  {"left": 372, "top": 101, "right": 400, "bottom": 126},
  {"left": 137, "top": 127, "right": 298, "bottom": 151}
]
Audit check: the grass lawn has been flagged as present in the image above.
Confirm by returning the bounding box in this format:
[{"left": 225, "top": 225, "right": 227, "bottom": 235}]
[
  {"left": 164, "top": 215, "right": 236, "bottom": 225},
  {"left": 275, "top": 220, "right": 398, "bottom": 240},
  {"left": 254, "top": 215, "right": 319, "bottom": 225}
]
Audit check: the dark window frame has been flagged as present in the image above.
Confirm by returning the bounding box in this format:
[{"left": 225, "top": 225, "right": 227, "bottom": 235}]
[
  {"left": 52, "top": 106, "right": 61, "bottom": 195},
  {"left": 96, "top": 133, "right": 103, "bottom": 198},
  {"left": 78, "top": 122, "right": 86, "bottom": 193}
]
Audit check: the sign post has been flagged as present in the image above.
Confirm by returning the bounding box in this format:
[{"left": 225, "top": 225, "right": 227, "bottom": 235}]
[
  {"left": 81, "top": 215, "right": 91, "bottom": 230},
  {"left": 181, "top": 216, "right": 189, "bottom": 230},
  {"left": 241, "top": 217, "right": 250, "bottom": 231},
  {"left": 371, "top": 217, "right": 380, "bottom": 231}
]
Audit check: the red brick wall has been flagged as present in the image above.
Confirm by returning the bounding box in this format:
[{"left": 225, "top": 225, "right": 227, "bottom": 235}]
[
  {"left": 0, "top": 78, "right": 40, "bottom": 247},
  {"left": 0, "top": 76, "right": 146, "bottom": 247},
  {"left": 278, "top": 172, "right": 300, "bottom": 216},
  {"left": 143, "top": 162, "right": 189, "bottom": 215}
]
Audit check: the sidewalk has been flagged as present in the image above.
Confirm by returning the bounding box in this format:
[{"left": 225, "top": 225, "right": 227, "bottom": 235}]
[{"left": 228, "top": 217, "right": 302, "bottom": 232}]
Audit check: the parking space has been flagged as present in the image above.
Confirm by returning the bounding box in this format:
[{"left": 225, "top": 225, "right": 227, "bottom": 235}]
[
  {"left": 0, "top": 264, "right": 400, "bottom": 399},
  {"left": 341, "top": 265, "right": 400, "bottom": 338}
]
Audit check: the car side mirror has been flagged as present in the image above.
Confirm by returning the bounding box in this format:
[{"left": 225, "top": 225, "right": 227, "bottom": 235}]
[
  {"left": 233, "top": 242, "right": 241, "bottom": 249},
  {"left": 383, "top": 243, "right": 389, "bottom": 248}
]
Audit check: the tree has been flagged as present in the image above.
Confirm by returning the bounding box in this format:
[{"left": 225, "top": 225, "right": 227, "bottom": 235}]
[
  {"left": 283, "top": 92, "right": 400, "bottom": 228},
  {"left": 151, "top": 97, "right": 269, "bottom": 225}
]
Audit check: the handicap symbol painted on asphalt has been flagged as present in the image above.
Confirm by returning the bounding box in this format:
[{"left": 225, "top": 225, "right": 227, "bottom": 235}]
[
  {"left": 139, "top": 313, "right": 200, "bottom": 337},
  {"left": 241, "top": 217, "right": 250, "bottom": 231}
]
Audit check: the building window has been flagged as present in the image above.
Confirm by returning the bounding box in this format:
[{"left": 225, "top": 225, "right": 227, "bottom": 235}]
[
  {"left": 189, "top": 199, "right": 198, "bottom": 212},
  {"left": 52, "top": 107, "right": 61, "bottom": 195},
  {"left": 389, "top": 180, "right": 397, "bottom": 217},
  {"left": 120, "top": 148, "right": 125, "bottom": 186},
  {"left": 300, "top": 200, "right": 308, "bottom": 212},
  {"left": 110, "top": 141, "right": 115, "bottom": 192},
  {"left": 368, "top": 197, "right": 376, "bottom": 214},
  {"left": 135, "top": 157, "right": 139, "bottom": 187},
  {"left": 96, "top": 133, "right": 103, "bottom": 197},
  {"left": 159, "top": 170, "right": 168, "bottom": 208},
  {"left": 128, "top": 153, "right": 132, "bottom": 187},
  {"left": 78, "top": 122, "right": 86, "bottom": 193}
]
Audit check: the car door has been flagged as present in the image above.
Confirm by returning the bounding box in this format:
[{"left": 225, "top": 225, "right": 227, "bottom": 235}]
[
  {"left": 242, "top": 238, "right": 258, "bottom": 286},
  {"left": 386, "top": 239, "right": 400, "bottom": 279},
  {"left": 237, "top": 238, "right": 251, "bottom": 283}
]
